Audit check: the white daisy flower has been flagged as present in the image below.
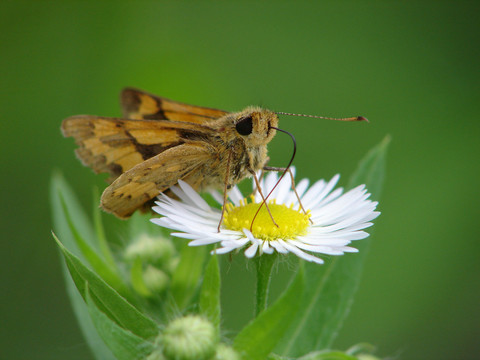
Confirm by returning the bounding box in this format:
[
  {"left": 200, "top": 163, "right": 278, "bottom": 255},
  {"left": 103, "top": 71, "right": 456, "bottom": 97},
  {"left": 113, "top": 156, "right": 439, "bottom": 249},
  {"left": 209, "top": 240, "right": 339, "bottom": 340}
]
[{"left": 151, "top": 170, "right": 380, "bottom": 264}]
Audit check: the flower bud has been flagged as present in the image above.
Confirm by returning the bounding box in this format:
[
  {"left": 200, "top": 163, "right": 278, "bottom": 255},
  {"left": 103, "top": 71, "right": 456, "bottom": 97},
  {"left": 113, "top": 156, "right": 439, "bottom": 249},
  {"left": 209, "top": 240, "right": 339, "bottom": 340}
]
[
  {"left": 143, "top": 265, "right": 169, "bottom": 293},
  {"left": 166, "top": 256, "right": 180, "bottom": 275},
  {"left": 124, "top": 233, "right": 175, "bottom": 266},
  {"left": 146, "top": 349, "right": 166, "bottom": 360},
  {"left": 161, "top": 315, "right": 217, "bottom": 360},
  {"left": 214, "top": 344, "right": 240, "bottom": 360}
]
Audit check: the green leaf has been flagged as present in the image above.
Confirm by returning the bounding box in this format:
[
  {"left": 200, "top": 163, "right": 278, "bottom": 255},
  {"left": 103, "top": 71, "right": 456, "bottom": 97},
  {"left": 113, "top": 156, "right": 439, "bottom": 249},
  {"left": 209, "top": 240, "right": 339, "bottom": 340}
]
[
  {"left": 298, "top": 350, "right": 359, "bottom": 360},
  {"left": 345, "top": 342, "right": 376, "bottom": 357},
  {"left": 267, "top": 354, "right": 289, "bottom": 360},
  {"left": 170, "top": 243, "right": 207, "bottom": 309},
  {"left": 233, "top": 265, "right": 304, "bottom": 360},
  {"left": 51, "top": 173, "right": 115, "bottom": 359},
  {"left": 85, "top": 285, "right": 155, "bottom": 360},
  {"left": 276, "top": 136, "right": 389, "bottom": 357},
  {"left": 53, "top": 233, "right": 159, "bottom": 340},
  {"left": 199, "top": 255, "right": 221, "bottom": 330},
  {"left": 130, "top": 257, "right": 153, "bottom": 298},
  {"left": 60, "top": 258, "right": 116, "bottom": 360},
  {"left": 92, "top": 187, "right": 117, "bottom": 270},
  {"left": 60, "top": 193, "right": 131, "bottom": 299},
  {"left": 51, "top": 172, "right": 130, "bottom": 298},
  {"left": 50, "top": 171, "right": 96, "bottom": 255}
]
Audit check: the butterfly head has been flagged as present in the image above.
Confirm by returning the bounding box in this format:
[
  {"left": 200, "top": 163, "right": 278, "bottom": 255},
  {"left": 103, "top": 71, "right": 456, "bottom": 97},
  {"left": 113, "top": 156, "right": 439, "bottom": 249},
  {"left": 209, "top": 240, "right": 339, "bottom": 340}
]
[{"left": 234, "top": 107, "right": 279, "bottom": 146}]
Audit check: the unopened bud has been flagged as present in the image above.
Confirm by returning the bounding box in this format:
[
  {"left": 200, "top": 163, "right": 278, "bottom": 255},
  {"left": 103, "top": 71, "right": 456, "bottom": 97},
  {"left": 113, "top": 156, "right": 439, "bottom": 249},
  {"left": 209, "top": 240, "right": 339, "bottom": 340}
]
[
  {"left": 214, "top": 344, "right": 240, "bottom": 360},
  {"left": 143, "top": 265, "right": 169, "bottom": 293},
  {"left": 161, "top": 315, "right": 217, "bottom": 360},
  {"left": 124, "top": 233, "right": 175, "bottom": 266},
  {"left": 146, "top": 349, "right": 166, "bottom": 360}
]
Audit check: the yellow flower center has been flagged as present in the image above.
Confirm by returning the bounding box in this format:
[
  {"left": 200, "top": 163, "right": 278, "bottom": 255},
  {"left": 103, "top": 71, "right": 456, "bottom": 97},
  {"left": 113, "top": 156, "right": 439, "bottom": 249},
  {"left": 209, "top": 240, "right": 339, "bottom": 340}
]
[{"left": 223, "top": 196, "right": 311, "bottom": 241}]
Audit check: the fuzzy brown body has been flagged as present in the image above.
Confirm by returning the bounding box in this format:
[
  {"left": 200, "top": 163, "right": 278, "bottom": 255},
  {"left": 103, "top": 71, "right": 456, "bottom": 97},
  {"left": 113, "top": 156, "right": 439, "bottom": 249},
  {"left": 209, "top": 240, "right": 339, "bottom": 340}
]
[{"left": 62, "top": 88, "right": 278, "bottom": 218}]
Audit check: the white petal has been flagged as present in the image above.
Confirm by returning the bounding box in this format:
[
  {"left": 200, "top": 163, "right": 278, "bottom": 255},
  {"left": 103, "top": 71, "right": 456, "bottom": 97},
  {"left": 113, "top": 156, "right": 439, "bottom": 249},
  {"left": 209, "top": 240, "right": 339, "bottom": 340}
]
[
  {"left": 177, "top": 180, "right": 210, "bottom": 211},
  {"left": 304, "top": 175, "right": 342, "bottom": 209},
  {"left": 261, "top": 241, "right": 274, "bottom": 254},
  {"left": 285, "top": 178, "right": 310, "bottom": 205},
  {"left": 169, "top": 184, "right": 194, "bottom": 206},
  {"left": 228, "top": 186, "right": 244, "bottom": 206},
  {"left": 189, "top": 238, "right": 222, "bottom": 246},
  {"left": 213, "top": 246, "right": 236, "bottom": 255},
  {"left": 301, "top": 179, "right": 327, "bottom": 207},
  {"left": 244, "top": 242, "right": 259, "bottom": 258},
  {"left": 220, "top": 237, "right": 250, "bottom": 248},
  {"left": 209, "top": 190, "right": 224, "bottom": 205},
  {"left": 263, "top": 172, "right": 280, "bottom": 196},
  {"left": 270, "top": 240, "right": 289, "bottom": 254},
  {"left": 338, "top": 246, "right": 359, "bottom": 253},
  {"left": 271, "top": 171, "right": 293, "bottom": 204},
  {"left": 279, "top": 240, "right": 325, "bottom": 264},
  {"left": 288, "top": 240, "right": 346, "bottom": 255}
]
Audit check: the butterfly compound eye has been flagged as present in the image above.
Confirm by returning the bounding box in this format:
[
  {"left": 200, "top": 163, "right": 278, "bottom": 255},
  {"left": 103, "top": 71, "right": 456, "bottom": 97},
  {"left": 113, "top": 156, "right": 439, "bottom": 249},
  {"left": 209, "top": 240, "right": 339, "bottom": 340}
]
[{"left": 235, "top": 116, "right": 253, "bottom": 136}]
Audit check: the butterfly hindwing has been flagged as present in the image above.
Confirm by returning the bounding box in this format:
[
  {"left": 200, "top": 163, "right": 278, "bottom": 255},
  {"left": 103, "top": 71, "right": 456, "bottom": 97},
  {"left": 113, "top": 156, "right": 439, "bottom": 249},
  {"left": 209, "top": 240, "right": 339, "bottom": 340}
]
[{"left": 100, "top": 142, "right": 215, "bottom": 218}]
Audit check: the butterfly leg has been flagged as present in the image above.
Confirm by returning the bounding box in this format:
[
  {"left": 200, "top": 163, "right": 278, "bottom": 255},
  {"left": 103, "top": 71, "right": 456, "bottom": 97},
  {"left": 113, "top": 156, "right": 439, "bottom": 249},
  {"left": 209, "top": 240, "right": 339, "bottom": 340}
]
[
  {"left": 251, "top": 157, "right": 269, "bottom": 197},
  {"left": 263, "top": 166, "right": 312, "bottom": 223},
  {"left": 248, "top": 168, "right": 279, "bottom": 229},
  {"left": 217, "top": 149, "right": 233, "bottom": 232}
]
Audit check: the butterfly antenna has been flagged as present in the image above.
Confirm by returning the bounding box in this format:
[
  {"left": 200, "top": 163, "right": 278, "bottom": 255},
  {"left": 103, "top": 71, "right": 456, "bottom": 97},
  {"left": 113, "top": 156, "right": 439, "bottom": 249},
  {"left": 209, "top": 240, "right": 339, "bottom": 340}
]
[{"left": 275, "top": 111, "right": 368, "bottom": 122}]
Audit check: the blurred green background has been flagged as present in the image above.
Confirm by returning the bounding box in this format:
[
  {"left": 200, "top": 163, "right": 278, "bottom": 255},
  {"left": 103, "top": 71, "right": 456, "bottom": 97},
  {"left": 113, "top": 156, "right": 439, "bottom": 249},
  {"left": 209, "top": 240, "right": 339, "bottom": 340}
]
[{"left": 1, "top": 1, "right": 479, "bottom": 359}]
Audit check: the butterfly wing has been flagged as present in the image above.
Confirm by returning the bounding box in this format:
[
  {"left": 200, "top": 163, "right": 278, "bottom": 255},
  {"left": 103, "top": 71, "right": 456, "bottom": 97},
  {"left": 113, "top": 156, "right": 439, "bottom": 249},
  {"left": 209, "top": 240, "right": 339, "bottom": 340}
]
[
  {"left": 121, "top": 87, "right": 228, "bottom": 123},
  {"left": 100, "top": 142, "right": 215, "bottom": 218},
  {"left": 63, "top": 88, "right": 230, "bottom": 218},
  {"left": 62, "top": 115, "right": 216, "bottom": 182}
]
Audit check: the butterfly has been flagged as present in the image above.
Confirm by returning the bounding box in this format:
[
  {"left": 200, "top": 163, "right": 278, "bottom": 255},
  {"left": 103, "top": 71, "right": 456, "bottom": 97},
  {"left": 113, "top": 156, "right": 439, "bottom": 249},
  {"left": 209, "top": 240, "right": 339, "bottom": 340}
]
[{"left": 62, "top": 88, "right": 284, "bottom": 220}]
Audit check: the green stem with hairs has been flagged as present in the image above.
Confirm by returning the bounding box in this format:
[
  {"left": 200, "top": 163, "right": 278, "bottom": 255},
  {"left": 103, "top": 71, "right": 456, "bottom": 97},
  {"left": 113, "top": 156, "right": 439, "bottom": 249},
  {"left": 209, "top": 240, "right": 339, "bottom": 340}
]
[{"left": 254, "top": 253, "right": 278, "bottom": 317}]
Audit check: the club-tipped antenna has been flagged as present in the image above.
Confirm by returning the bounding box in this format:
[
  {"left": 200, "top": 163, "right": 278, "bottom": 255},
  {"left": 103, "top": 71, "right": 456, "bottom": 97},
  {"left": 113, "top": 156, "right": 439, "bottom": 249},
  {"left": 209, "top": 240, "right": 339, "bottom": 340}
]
[{"left": 275, "top": 111, "right": 368, "bottom": 122}]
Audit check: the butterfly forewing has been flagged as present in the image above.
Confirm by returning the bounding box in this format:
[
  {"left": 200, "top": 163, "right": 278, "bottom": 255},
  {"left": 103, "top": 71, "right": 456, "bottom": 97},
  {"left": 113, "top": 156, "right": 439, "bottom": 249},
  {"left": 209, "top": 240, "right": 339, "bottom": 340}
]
[
  {"left": 62, "top": 115, "right": 218, "bottom": 182},
  {"left": 121, "top": 87, "right": 228, "bottom": 123}
]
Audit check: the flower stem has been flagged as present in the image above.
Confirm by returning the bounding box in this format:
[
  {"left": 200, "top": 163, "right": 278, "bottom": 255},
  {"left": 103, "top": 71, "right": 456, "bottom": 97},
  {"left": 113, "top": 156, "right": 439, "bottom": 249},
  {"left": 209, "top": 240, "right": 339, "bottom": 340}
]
[{"left": 254, "top": 253, "right": 277, "bottom": 317}]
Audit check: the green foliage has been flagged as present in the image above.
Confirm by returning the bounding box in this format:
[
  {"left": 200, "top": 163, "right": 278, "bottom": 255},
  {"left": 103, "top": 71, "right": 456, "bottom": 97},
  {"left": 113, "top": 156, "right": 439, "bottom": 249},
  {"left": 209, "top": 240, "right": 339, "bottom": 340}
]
[
  {"left": 51, "top": 174, "right": 160, "bottom": 359},
  {"left": 92, "top": 187, "right": 117, "bottom": 270},
  {"left": 297, "top": 343, "right": 377, "bottom": 360},
  {"left": 85, "top": 286, "right": 155, "bottom": 360},
  {"left": 170, "top": 243, "right": 207, "bottom": 310},
  {"left": 61, "top": 192, "right": 130, "bottom": 298},
  {"left": 130, "top": 257, "right": 154, "bottom": 298},
  {"left": 51, "top": 173, "right": 117, "bottom": 359},
  {"left": 50, "top": 171, "right": 96, "bottom": 255},
  {"left": 297, "top": 351, "right": 359, "bottom": 360},
  {"left": 61, "top": 258, "right": 116, "bottom": 360},
  {"left": 233, "top": 265, "right": 304, "bottom": 360},
  {"left": 276, "top": 136, "right": 389, "bottom": 357},
  {"left": 53, "top": 234, "right": 158, "bottom": 339},
  {"left": 199, "top": 255, "right": 221, "bottom": 331},
  {"left": 51, "top": 173, "right": 128, "bottom": 297}
]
